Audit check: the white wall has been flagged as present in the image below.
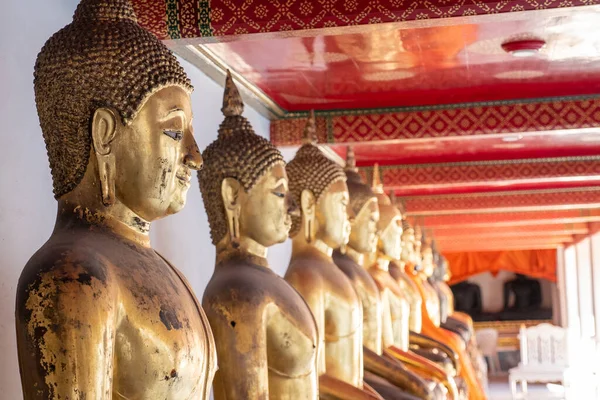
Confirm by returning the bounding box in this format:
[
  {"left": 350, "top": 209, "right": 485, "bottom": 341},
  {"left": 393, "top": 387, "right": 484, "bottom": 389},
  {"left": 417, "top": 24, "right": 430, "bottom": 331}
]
[{"left": 0, "top": 1, "right": 291, "bottom": 398}]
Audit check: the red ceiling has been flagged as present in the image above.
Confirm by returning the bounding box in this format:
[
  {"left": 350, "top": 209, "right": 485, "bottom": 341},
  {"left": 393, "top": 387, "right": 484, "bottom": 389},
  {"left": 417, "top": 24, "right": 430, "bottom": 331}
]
[
  {"left": 136, "top": 0, "right": 600, "bottom": 253},
  {"left": 329, "top": 130, "right": 600, "bottom": 166},
  {"left": 204, "top": 6, "right": 600, "bottom": 111}
]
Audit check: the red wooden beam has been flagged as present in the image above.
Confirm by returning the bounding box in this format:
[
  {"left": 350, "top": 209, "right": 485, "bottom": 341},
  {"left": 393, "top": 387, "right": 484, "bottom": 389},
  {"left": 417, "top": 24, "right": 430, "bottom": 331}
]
[
  {"left": 271, "top": 98, "right": 600, "bottom": 146},
  {"left": 416, "top": 209, "right": 600, "bottom": 229},
  {"left": 131, "top": 1, "right": 596, "bottom": 41},
  {"left": 403, "top": 187, "right": 600, "bottom": 215},
  {"left": 372, "top": 158, "right": 600, "bottom": 197},
  {"left": 431, "top": 222, "right": 589, "bottom": 239}
]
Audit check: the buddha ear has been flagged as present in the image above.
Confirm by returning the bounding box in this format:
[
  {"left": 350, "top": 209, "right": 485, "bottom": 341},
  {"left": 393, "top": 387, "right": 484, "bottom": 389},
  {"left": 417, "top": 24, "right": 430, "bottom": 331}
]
[
  {"left": 300, "top": 189, "right": 316, "bottom": 243},
  {"left": 91, "top": 108, "right": 118, "bottom": 206},
  {"left": 222, "top": 178, "right": 242, "bottom": 247}
]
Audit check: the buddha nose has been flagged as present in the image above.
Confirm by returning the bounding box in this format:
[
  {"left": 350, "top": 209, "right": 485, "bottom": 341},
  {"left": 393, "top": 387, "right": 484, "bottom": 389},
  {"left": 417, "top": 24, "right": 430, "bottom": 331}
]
[
  {"left": 184, "top": 136, "right": 203, "bottom": 171},
  {"left": 286, "top": 194, "right": 300, "bottom": 217}
]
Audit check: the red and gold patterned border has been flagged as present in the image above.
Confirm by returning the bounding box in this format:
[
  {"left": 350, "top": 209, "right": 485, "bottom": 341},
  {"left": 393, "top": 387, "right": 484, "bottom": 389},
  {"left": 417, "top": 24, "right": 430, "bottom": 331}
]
[
  {"left": 271, "top": 96, "right": 600, "bottom": 145},
  {"left": 131, "top": 0, "right": 599, "bottom": 41},
  {"left": 362, "top": 157, "right": 600, "bottom": 196},
  {"left": 404, "top": 187, "right": 600, "bottom": 215},
  {"left": 417, "top": 208, "right": 600, "bottom": 228}
]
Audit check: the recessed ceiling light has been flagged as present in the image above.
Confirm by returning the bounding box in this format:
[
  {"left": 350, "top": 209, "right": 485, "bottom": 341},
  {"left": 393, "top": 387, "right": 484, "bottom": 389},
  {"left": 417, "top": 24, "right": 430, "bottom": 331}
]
[
  {"left": 495, "top": 70, "right": 544, "bottom": 79},
  {"left": 493, "top": 143, "right": 526, "bottom": 149},
  {"left": 404, "top": 144, "right": 438, "bottom": 150},
  {"left": 502, "top": 39, "right": 546, "bottom": 57},
  {"left": 502, "top": 134, "right": 524, "bottom": 142},
  {"left": 363, "top": 70, "right": 415, "bottom": 81}
]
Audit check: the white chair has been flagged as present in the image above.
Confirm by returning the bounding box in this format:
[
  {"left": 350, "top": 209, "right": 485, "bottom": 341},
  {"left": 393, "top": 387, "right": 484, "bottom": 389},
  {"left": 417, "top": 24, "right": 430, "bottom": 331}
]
[
  {"left": 476, "top": 328, "right": 500, "bottom": 376},
  {"left": 508, "top": 323, "right": 595, "bottom": 399}
]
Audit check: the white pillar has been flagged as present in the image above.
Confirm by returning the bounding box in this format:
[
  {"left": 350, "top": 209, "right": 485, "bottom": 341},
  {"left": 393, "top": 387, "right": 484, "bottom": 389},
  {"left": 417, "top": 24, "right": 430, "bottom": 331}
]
[
  {"left": 591, "top": 233, "right": 600, "bottom": 340},
  {"left": 564, "top": 245, "right": 580, "bottom": 336},
  {"left": 556, "top": 246, "right": 566, "bottom": 327},
  {"left": 576, "top": 238, "right": 594, "bottom": 338}
]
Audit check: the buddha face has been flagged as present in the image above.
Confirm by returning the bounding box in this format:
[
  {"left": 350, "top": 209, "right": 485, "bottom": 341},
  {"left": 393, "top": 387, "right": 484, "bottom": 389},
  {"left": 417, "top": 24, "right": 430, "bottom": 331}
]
[
  {"left": 315, "top": 180, "right": 350, "bottom": 249},
  {"left": 239, "top": 163, "right": 293, "bottom": 247},
  {"left": 401, "top": 229, "right": 415, "bottom": 262},
  {"left": 421, "top": 248, "right": 435, "bottom": 277},
  {"left": 106, "top": 86, "right": 201, "bottom": 221},
  {"left": 348, "top": 198, "right": 379, "bottom": 254},
  {"left": 380, "top": 216, "right": 402, "bottom": 260}
]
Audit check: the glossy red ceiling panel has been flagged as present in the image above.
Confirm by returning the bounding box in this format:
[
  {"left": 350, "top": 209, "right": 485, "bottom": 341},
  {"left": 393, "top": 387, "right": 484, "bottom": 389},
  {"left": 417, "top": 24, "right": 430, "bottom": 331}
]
[{"left": 204, "top": 6, "right": 600, "bottom": 111}]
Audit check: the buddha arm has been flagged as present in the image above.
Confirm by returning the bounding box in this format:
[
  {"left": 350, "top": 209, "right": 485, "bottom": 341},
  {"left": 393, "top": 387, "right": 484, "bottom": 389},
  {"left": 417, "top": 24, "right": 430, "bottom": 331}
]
[
  {"left": 385, "top": 346, "right": 459, "bottom": 400},
  {"left": 319, "top": 375, "right": 382, "bottom": 400},
  {"left": 409, "top": 331, "right": 459, "bottom": 374},
  {"left": 204, "top": 296, "right": 269, "bottom": 399},
  {"left": 16, "top": 261, "right": 117, "bottom": 399},
  {"left": 503, "top": 282, "right": 512, "bottom": 309},
  {"left": 364, "top": 347, "right": 434, "bottom": 400}
]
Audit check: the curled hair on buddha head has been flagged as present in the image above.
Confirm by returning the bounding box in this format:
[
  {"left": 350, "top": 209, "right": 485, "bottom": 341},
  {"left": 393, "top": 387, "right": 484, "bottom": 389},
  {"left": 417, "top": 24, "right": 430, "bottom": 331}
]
[
  {"left": 199, "top": 71, "right": 285, "bottom": 245},
  {"left": 286, "top": 110, "right": 347, "bottom": 238},
  {"left": 35, "top": 0, "right": 193, "bottom": 199},
  {"left": 344, "top": 146, "right": 376, "bottom": 216}
]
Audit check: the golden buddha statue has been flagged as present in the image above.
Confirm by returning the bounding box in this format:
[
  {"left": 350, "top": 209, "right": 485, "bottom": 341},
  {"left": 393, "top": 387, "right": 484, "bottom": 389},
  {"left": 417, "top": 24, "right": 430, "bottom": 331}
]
[
  {"left": 285, "top": 120, "right": 428, "bottom": 400},
  {"left": 199, "top": 73, "right": 320, "bottom": 399},
  {"left": 331, "top": 153, "right": 436, "bottom": 400},
  {"left": 429, "top": 246, "right": 471, "bottom": 343},
  {"left": 411, "top": 232, "right": 487, "bottom": 400},
  {"left": 385, "top": 202, "right": 457, "bottom": 374},
  {"left": 15, "top": 1, "right": 216, "bottom": 398},
  {"left": 431, "top": 256, "right": 488, "bottom": 391},
  {"left": 360, "top": 165, "right": 458, "bottom": 399}
]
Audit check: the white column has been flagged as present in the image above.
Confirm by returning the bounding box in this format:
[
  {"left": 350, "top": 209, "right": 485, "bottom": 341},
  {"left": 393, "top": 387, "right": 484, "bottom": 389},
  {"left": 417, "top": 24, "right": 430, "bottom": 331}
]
[
  {"left": 564, "top": 245, "right": 580, "bottom": 336},
  {"left": 576, "top": 238, "right": 595, "bottom": 338},
  {"left": 556, "top": 246, "right": 566, "bottom": 327},
  {"left": 591, "top": 233, "right": 600, "bottom": 340}
]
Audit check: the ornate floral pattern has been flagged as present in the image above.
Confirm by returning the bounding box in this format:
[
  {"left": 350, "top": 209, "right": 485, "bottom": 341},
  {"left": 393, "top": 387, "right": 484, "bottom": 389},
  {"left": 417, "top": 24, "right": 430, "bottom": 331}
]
[
  {"left": 403, "top": 187, "right": 600, "bottom": 214},
  {"left": 270, "top": 96, "right": 600, "bottom": 145},
  {"left": 366, "top": 157, "right": 600, "bottom": 191},
  {"left": 131, "top": 0, "right": 598, "bottom": 40}
]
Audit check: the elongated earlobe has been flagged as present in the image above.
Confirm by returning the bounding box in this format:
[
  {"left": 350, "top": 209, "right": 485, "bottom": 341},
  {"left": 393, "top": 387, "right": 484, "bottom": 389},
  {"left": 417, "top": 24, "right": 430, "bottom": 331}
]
[
  {"left": 301, "top": 190, "right": 316, "bottom": 243},
  {"left": 91, "top": 108, "right": 117, "bottom": 206},
  {"left": 222, "top": 178, "right": 242, "bottom": 249}
]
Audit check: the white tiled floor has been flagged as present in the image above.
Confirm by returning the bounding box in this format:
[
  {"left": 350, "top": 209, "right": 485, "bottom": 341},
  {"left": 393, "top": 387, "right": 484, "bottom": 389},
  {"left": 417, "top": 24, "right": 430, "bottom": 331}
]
[{"left": 487, "top": 380, "right": 565, "bottom": 400}]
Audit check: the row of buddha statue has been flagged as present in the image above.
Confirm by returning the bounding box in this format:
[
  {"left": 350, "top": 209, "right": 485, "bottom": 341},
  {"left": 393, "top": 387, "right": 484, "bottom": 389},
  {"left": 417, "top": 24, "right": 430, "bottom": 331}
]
[{"left": 15, "top": 0, "right": 488, "bottom": 398}]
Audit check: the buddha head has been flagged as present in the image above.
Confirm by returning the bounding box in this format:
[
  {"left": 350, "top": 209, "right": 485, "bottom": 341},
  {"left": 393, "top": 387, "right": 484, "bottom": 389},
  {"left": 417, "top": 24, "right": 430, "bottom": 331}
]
[
  {"left": 344, "top": 147, "right": 380, "bottom": 254},
  {"left": 35, "top": 0, "right": 201, "bottom": 222},
  {"left": 370, "top": 164, "right": 402, "bottom": 260},
  {"left": 400, "top": 218, "right": 415, "bottom": 264},
  {"left": 442, "top": 258, "right": 452, "bottom": 282},
  {"left": 420, "top": 231, "right": 435, "bottom": 278},
  {"left": 199, "top": 72, "right": 293, "bottom": 253},
  {"left": 287, "top": 112, "right": 348, "bottom": 250}
]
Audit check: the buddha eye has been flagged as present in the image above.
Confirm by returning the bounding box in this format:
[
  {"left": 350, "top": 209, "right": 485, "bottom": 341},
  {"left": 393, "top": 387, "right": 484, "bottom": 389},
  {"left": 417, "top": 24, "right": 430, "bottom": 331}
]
[
  {"left": 163, "top": 130, "right": 183, "bottom": 141},
  {"left": 272, "top": 191, "right": 285, "bottom": 199}
]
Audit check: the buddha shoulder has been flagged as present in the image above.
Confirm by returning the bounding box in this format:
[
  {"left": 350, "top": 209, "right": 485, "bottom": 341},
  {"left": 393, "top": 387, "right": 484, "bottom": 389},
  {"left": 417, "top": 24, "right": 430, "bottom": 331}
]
[{"left": 17, "top": 240, "right": 118, "bottom": 337}]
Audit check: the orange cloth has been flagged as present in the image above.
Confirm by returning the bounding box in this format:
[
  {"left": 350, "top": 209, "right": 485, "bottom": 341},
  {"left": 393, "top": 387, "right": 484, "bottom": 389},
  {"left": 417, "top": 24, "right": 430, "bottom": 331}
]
[{"left": 444, "top": 249, "right": 557, "bottom": 285}]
